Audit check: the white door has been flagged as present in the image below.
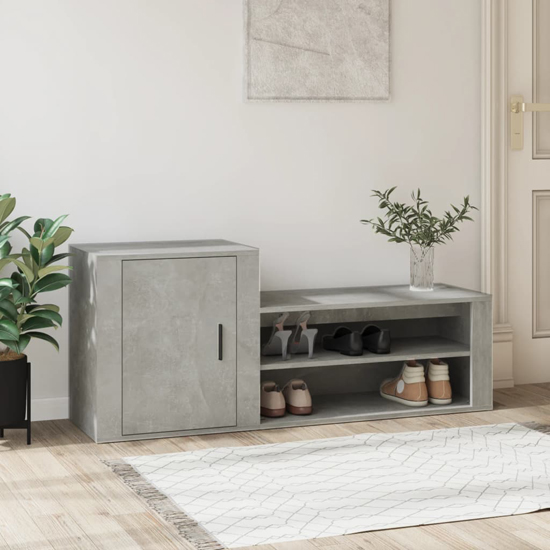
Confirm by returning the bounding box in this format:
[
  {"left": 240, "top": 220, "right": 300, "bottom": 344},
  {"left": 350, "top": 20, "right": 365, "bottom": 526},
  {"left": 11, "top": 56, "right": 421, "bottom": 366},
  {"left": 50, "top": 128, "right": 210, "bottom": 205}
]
[{"left": 508, "top": 0, "right": 550, "bottom": 384}]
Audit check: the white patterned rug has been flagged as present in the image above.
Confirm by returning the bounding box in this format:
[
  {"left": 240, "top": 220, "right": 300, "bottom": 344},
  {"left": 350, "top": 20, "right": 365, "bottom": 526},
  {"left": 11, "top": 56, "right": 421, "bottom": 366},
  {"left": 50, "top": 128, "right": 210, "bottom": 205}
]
[{"left": 106, "top": 423, "right": 550, "bottom": 549}]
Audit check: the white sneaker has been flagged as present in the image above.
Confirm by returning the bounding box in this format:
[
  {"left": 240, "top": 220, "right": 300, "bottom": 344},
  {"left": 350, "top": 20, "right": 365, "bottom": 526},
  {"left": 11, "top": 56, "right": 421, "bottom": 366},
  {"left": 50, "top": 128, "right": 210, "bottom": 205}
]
[
  {"left": 380, "top": 361, "right": 428, "bottom": 407},
  {"left": 427, "top": 359, "right": 452, "bottom": 405}
]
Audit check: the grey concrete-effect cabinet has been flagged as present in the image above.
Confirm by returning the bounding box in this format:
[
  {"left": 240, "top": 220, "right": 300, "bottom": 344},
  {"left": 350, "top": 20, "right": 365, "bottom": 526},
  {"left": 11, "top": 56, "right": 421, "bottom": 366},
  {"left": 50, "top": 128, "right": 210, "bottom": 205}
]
[
  {"left": 69, "top": 240, "right": 259, "bottom": 443},
  {"left": 70, "top": 240, "right": 493, "bottom": 443}
]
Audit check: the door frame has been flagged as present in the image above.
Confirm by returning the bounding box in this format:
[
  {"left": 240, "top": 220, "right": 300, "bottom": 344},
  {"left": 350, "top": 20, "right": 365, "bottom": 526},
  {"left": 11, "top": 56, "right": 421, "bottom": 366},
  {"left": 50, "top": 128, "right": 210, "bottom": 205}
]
[{"left": 481, "top": 0, "right": 514, "bottom": 388}]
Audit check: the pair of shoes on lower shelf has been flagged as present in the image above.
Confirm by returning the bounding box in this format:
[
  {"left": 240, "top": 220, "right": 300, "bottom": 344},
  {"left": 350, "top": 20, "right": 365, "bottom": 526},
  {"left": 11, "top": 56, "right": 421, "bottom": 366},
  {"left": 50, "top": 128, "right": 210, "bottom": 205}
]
[
  {"left": 262, "top": 312, "right": 318, "bottom": 361},
  {"left": 323, "top": 325, "right": 390, "bottom": 356},
  {"left": 380, "top": 359, "right": 452, "bottom": 407},
  {"left": 261, "top": 379, "right": 313, "bottom": 417}
]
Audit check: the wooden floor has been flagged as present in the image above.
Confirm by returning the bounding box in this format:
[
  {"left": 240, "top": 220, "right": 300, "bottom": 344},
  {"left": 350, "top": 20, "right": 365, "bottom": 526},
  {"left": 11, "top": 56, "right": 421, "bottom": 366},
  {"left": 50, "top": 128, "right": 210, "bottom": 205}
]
[{"left": 2, "top": 385, "right": 550, "bottom": 549}]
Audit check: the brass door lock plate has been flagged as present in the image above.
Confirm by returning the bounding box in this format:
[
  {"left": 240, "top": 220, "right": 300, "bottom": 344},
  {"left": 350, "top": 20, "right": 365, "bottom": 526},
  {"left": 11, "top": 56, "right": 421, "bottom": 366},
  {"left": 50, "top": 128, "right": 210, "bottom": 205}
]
[{"left": 510, "top": 95, "right": 524, "bottom": 150}]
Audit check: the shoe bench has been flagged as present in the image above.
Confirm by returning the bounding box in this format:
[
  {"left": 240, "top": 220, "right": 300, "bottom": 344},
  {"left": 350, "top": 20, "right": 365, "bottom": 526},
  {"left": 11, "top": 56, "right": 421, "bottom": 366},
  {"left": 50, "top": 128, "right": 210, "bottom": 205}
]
[
  {"left": 259, "top": 285, "right": 492, "bottom": 429},
  {"left": 69, "top": 240, "right": 492, "bottom": 442}
]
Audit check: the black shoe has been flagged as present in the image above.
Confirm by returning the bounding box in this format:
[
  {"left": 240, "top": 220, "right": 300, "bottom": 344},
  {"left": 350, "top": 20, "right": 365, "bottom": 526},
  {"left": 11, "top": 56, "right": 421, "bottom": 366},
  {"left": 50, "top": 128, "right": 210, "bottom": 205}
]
[
  {"left": 361, "top": 325, "right": 391, "bottom": 354},
  {"left": 322, "top": 327, "right": 363, "bottom": 356}
]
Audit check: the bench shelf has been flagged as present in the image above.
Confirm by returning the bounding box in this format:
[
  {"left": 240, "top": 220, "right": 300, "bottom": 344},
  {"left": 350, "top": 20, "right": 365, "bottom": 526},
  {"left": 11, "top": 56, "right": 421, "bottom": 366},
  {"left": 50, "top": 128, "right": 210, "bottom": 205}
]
[{"left": 259, "top": 283, "right": 492, "bottom": 429}]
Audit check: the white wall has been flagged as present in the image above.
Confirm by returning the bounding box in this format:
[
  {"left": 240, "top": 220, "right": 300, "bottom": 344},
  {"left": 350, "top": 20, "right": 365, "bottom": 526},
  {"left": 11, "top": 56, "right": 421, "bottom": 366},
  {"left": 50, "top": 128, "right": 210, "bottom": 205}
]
[{"left": 0, "top": 0, "right": 481, "bottom": 419}]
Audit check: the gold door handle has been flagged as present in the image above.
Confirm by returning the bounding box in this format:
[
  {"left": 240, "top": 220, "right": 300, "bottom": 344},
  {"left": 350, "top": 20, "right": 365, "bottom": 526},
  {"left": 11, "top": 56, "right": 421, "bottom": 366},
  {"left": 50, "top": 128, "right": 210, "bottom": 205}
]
[
  {"left": 511, "top": 95, "right": 550, "bottom": 150},
  {"left": 511, "top": 100, "right": 550, "bottom": 113}
]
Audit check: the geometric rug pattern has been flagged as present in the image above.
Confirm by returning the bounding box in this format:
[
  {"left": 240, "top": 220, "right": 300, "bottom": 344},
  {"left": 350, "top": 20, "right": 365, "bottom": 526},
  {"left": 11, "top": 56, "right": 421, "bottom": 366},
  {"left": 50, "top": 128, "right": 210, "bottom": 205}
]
[{"left": 117, "top": 423, "right": 550, "bottom": 548}]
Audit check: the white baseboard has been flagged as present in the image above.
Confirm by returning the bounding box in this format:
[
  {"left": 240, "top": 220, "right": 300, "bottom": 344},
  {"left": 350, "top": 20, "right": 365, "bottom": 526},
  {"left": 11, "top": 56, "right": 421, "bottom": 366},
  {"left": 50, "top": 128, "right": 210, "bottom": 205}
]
[
  {"left": 32, "top": 397, "right": 69, "bottom": 421},
  {"left": 493, "top": 378, "right": 515, "bottom": 389}
]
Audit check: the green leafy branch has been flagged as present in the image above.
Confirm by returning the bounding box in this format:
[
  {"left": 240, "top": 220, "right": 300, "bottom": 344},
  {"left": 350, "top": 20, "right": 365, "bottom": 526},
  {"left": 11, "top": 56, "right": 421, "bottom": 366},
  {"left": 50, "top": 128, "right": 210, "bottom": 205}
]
[
  {"left": 0, "top": 194, "right": 74, "bottom": 355},
  {"left": 361, "top": 187, "right": 477, "bottom": 249}
]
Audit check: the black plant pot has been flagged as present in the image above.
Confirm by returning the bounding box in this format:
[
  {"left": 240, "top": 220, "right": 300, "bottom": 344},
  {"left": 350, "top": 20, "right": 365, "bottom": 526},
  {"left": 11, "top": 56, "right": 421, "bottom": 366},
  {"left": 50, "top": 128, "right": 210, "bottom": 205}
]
[{"left": 0, "top": 355, "right": 31, "bottom": 445}]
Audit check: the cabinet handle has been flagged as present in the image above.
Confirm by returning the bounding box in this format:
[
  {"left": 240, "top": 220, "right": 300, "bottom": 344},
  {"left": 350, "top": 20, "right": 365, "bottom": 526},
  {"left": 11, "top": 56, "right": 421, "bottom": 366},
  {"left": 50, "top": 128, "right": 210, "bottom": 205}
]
[{"left": 218, "top": 324, "right": 223, "bottom": 361}]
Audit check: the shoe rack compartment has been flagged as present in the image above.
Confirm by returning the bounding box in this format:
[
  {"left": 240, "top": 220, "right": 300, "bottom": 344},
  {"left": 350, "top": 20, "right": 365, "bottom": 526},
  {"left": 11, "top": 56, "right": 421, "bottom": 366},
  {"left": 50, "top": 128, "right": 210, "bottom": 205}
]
[
  {"left": 259, "top": 285, "right": 492, "bottom": 430},
  {"left": 260, "top": 304, "right": 470, "bottom": 371},
  {"left": 260, "top": 357, "right": 471, "bottom": 429},
  {"left": 261, "top": 314, "right": 470, "bottom": 371}
]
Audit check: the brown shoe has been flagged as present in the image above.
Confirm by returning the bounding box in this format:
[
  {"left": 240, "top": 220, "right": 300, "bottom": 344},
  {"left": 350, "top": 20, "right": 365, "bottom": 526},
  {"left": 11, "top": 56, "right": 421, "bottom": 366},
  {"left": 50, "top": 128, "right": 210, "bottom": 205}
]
[
  {"left": 427, "top": 359, "right": 452, "bottom": 405},
  {"left": 282, "top": 379, "right": 312, "bottom": 415},
  {"left": 261, "top": 381, "right": 286, "bottom": 417},
  {"left": 380, "top": 361, "right": 428, "bottom": 407}
]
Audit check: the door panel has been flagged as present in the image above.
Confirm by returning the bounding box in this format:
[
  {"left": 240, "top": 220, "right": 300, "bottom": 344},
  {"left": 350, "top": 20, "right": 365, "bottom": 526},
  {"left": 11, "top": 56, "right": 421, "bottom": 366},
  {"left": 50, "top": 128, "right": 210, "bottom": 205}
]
[
  {"left": 122, "top": 257, "right": 237, "bottom": 435},
  {"left": 532, "top": 191, "right": 550, "bottom": 337},
  {"left": 533, "top": 0, "right": 550, "bottom": 158}
]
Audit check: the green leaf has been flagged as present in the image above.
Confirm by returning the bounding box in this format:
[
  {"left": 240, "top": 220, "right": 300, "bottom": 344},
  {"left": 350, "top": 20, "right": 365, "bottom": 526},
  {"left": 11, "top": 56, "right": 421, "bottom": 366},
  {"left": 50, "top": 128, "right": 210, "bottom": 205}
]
[
  {"left": 30, "top": 244, "right": 39, "bottom": 266},
  {"left": 44, "top": 215, "right": 68, "bottom": 239},
  {"left": 0, "top": 278, "right": 17, "bottom": 289},
  {"left": 0, "top": 300, "right": 18, "bottom": 321},
  {"left": 34, "top": 218, "right": 53, "bottom": 236},
  {"left": 33, "top": 273, "right": 71, "bottom": 294},
  {"left": 11, "top": 334, "right": 30, "bottom": 354},
  {"left": 11, "top": 273, "right": 27, "bottom": 296},
  {"left": 25, "top": 303, "right": 60, "bottom": 313},
  {"left": 38, "top": 265, "right": 71, "bottom": 278},
  {"left": 22, "top": 317, "right": 56, "bottom": 331},
  {"left": 11, "top": 282, "right": 30, "bottom": 305},
  {"left": 22, "top": 249, "right": 37, "bottom": 277},
  {"left": 0, "top": 240, "right": 11, "bottom": 261},
  {"left": 0, "top": 319, "right": 19, "bottom": 341},
  {"left": 11, "top": 259, "right": 34, "bottom": 283},
  {"left": 28, "top": 309, "right": 62, "bottom": 326},
  {"left": 0, "top": 258, "right": 13, "bottom": 272},
  {"left": 0, "top": 197, "right": 16, "bottom": 225},
  {"left": 41, "top": 243, "right": 54, "bottom": 266},
  {"left": 30, "top": 237, "right": 45, "bottom": 252},
  {"left": 0, "top": 287, "right": 12, "bottom": 301},
  {"left": 30, "top": 237, "right": 54, "bottom": 253},
  {"left": 46, "top": 252, "right": 73, "bottom": 266},
  {"left": 1, "top": 216, "right": 31, "bottom": 236},
  {"left": 16, "top": 314, "right": 34, "bottom": 326},
  {"left": 52, "top": 226, "right": 73, "bottom": 247},
  {"left": 23, "top": 331, "right": 59, "bottom": 351}
]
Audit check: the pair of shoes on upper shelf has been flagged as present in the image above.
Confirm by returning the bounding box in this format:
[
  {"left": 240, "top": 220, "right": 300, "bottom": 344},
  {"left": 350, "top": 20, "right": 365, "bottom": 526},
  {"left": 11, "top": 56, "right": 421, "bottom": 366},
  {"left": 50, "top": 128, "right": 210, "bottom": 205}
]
[
  {"left": 261, "top": 379, "right": 313, "bottom": 417},
  {"left": 262, "top": 312, "right": 318, "bottom": 361},
  {"left": 322, "top": 325, "right": 391, "bottom": 356},
  {"left": 380, "top": 359, "right": 452, "bottom": 407}
]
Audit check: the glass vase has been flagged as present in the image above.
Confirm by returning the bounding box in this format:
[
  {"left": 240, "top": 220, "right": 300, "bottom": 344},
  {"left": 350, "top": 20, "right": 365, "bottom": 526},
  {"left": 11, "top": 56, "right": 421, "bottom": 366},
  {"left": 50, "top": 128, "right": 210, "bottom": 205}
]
[{"left": 410, "top": 245, "right": 434, "bottom": 291}]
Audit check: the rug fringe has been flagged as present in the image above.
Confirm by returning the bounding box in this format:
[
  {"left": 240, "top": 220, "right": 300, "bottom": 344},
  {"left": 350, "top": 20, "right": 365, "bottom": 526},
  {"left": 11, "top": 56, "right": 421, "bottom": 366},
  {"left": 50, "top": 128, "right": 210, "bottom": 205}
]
[
  {"left": 103, "top": 459, "right": 226, "bottom": 550},
  {"left": 521, "top": 422, "right": 550, "bottom": 435}
]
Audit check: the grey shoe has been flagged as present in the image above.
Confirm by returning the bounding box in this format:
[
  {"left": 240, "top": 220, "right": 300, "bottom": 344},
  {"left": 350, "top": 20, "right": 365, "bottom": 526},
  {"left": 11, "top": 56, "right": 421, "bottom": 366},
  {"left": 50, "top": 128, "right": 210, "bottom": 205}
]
[
  {"left": 262, "top": 312, "right": 292, "bottom": 361},
  {"left": 288, "top": 312, "right": 318, "bottom": 359}
]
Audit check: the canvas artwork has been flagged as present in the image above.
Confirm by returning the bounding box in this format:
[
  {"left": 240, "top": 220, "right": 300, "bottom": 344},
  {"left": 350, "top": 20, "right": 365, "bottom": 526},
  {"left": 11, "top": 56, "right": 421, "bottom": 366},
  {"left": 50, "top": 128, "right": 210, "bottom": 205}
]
[{"left": 245, "top": 0, "right": 390, "bottom": 101}]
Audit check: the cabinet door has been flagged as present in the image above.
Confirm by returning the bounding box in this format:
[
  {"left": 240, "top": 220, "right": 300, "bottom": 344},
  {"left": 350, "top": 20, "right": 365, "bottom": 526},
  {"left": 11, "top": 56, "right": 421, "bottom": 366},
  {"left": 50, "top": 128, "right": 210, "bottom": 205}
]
[{"left": 122, "top": 257, "right": 237, "bottom": 435}]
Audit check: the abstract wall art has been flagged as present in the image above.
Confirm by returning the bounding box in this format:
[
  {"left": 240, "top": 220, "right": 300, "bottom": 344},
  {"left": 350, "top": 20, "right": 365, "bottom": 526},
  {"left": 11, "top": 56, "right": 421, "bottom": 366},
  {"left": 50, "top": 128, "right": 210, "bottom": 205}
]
[{"left": 245, "top": 0, "right": 390, "bottom": 101}]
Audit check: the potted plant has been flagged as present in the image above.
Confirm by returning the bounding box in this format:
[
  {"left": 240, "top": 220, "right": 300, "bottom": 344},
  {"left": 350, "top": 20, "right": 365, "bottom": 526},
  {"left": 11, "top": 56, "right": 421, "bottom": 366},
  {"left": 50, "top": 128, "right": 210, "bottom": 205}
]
[
  {"left": 0, "top": 194, "right": 73, "bottom": 438},
  {"left": 361, "top": 188, "right": 476, "bottom": 291}
]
